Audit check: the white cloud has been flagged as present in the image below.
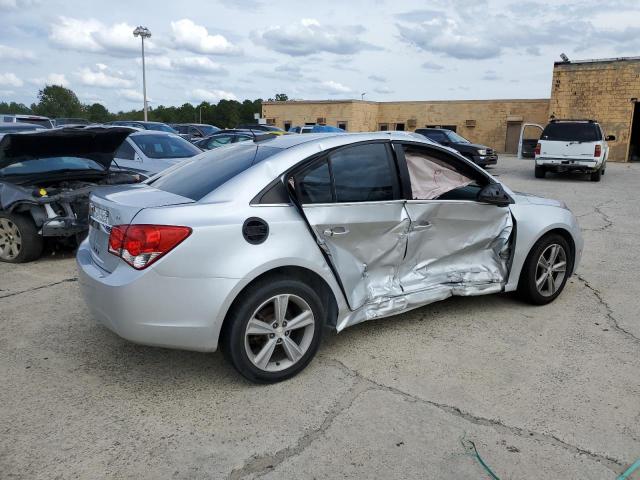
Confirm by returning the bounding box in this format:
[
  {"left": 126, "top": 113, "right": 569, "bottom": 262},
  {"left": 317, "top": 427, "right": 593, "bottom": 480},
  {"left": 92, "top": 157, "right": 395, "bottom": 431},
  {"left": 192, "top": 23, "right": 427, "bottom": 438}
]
[
  {"left": 0, "top": 0, "right": 38, "bottom": 10},
  {"left": 29, "top": 73, "right": 69, "bottom": 87},
  {"left": 0, "top": 44, "right": 36, "bottom": 62},
  {"left": 254, "top": 19, "right": 378, "bottom": 56},
  {"left": 141, "top": 55, "right": 227, "bottom": 74},
  {"left": 170, "top": 19, "right": 241, "bottom": 55},
  {"left": 76, "top": 64, "right": 134, "bottom": 88},
  {"left": 50, "top": 17, "right": 156, "bottom": 57},
  {"left": 322, "top": 80, "right": 351, "bottom": 94},
  {"left": 118, "top": 89, "right": 144, "bottom": 102},
  {"left": 190, "top": 88, "right": 237, "bottom": 102},
  {"left": 374, "top": 86, "right": 394, "bottom": 94},
  {"left": 0, "top": 72, "right": 23, "bottom": 87}
]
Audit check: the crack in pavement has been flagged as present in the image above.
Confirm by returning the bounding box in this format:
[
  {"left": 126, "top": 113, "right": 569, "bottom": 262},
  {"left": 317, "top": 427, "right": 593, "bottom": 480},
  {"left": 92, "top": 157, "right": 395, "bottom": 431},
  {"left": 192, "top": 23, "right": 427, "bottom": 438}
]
[
  {"left": 322, "top": 357, "right": 626, "bottom": 475},
  {"left": 576, "top": 274, "right": 640, "bottom": 345},
  {"left": 227, "top": 378, "right": 372, "bottom": 480},
  {"left": 0, "top": 277, "right": 78, "bottom": 300},
  {"left": 580, "top": 201, "right": 615, "bottom": 232}
]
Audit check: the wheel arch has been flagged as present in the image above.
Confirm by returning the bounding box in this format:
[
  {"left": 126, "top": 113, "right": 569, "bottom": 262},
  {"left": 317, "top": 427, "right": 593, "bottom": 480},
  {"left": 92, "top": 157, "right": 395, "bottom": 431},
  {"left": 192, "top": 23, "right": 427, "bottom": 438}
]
[
  {"left": 218, "top": 265, "right": 341, "bottom": 347},
  {"left": 518, "top": 227, "right": 577, "bottom": 286}
]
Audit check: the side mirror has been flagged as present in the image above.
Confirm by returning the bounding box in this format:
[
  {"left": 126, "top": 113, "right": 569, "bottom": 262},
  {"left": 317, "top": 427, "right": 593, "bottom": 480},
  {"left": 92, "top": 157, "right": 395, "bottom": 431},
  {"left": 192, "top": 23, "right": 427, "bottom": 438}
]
[
  {"left": 605, "top": 135, "right": 616, "bottom": 141},
  {"left": 477, "top": 183, "right": 514, "bottom": 207}
]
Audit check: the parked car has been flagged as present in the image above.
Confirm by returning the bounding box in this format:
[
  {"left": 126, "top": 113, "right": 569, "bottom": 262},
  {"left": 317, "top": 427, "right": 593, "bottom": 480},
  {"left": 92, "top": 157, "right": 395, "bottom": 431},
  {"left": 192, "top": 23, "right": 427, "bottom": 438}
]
[
  {"left": 171, "top": 123, "right": 220, "bottom": 142},
  {"left": 194, "top": 130, "right": 260, "bottom": 150},
  {"left": 414, "top": 128, "right": 497, "bottom": 167},
  {"left": 1, "top": 114, "right": 53, "bottom": 129},
  {"left": 520, "top": 119, "right": 614, "bottom": 182},
  {"left": 54, "top": 118, "right": 90, "bottom": 127},
  {"left": 288, "top": 125, "right": 345, "bottom": 134},
  {"left": 78, "top": 132, "right": 583, "bottom": 383},
  {"left": 113, "top": 131, "right": 202, "bottom": 177},
  {"left": 108, "top": 121, "right": 178, "bottom": 134},
  {"left": 0, "top": 122, "right": 44, "bottom": 133},
  {"left": 237, "top": 124, "right": 285, "bottom": 134},
  {"left": 0, "top": 127, "right": 142, "bottom": 263}
]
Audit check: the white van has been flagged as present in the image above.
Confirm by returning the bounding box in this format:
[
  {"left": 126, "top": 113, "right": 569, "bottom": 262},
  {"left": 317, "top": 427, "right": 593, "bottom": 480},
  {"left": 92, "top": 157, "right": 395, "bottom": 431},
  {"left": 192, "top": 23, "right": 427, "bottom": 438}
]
[{"left": 520, "top": 120, "right": 615, "bottom": 182}]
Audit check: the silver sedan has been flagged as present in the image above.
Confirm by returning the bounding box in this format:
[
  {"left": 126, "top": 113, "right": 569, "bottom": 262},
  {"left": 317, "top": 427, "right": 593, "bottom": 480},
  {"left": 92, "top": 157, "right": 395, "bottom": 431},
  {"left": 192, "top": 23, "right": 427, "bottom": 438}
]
[{"left": 78, "top": 133, "right": 583, "bottom": 383}]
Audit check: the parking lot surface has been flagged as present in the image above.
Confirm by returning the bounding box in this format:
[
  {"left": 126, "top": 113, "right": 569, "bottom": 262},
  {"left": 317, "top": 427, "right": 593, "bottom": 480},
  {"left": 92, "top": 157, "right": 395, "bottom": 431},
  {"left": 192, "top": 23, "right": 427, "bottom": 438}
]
[{"left": 2, "top": 155, "right": 639, "bottom": 479}]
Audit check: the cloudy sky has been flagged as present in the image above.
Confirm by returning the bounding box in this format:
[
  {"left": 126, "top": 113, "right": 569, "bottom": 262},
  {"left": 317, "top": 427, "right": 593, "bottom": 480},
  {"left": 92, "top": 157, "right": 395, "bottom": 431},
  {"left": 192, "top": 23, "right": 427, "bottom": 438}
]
[{"left": 1, "top": 0, "right": 639, "bottom": 111}]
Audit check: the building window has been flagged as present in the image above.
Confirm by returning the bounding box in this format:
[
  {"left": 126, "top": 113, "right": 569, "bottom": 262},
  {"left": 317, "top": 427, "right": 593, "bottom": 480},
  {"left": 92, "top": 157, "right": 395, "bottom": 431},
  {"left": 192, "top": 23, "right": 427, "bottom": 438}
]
[
  {"left": 266, "top": 118, "right": 276, "bottom": 126},
  {"left": 337, "top": 121, "right": 348, "bottom": 131},
  {"left": 395, "top": 123, "right": 405, "bottom": 131},
  {"left": 379, "top": 123, "right": 389, "bottom": 131},
  {"left": 284, "top": 121, "right": 292, "bottom": 132}
]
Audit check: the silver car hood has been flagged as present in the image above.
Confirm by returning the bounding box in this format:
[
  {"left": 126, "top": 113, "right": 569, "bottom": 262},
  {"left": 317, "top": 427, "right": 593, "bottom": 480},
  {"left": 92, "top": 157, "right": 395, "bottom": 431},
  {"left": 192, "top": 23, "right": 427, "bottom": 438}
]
[{"left": 511, "top": 191, "right": 566, "bottom": 208}]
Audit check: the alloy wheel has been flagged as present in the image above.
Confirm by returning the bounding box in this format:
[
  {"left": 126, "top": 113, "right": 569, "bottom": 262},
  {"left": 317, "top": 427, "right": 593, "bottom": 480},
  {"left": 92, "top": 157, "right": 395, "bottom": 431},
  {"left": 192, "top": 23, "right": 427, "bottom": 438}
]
[
  {"left": 244, "top": 294, "right": 315, "bottom": 372},
  {"left": 0, "top": 218, "right": 22, "bottom": 260},
  {"left": 535, "top": 243, "right": 567, "bottom": 297}
]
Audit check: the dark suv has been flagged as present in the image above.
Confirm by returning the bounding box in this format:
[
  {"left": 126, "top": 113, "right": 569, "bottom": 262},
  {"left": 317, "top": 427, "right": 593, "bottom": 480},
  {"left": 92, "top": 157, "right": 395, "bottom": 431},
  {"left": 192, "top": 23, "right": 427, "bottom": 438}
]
[{"left": 415, "top": 128, "right": 498, "bottom": 167}]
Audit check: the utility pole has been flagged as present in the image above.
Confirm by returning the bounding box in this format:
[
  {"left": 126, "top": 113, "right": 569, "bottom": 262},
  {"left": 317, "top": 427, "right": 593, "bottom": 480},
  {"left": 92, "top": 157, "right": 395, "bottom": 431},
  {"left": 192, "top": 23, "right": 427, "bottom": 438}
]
[{"left": 133, "top": 26, "right": 152, "bottom": 121}]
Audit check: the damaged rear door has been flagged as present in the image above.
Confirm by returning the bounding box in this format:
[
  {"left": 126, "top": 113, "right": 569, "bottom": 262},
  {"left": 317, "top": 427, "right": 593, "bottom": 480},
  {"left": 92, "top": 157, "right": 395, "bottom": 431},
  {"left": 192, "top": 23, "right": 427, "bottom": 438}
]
[
  {"left": 292, "top": 142, "right": 409, "bottom": 310},
  {"left": 395, "top": 143, "right": 513, "bottom": 299}
]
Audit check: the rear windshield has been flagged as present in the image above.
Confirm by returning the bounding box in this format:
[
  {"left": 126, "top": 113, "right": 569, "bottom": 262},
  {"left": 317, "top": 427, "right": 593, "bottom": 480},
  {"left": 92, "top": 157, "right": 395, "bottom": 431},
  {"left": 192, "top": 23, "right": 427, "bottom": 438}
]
[
  {"left": 150, "top": 144, "right": 281, "bottom": 201},
  {"left": 145, "top": 123, "right": 177, "bottom": 133},
  {"left": 131, "top": 134, "right": 201, "bottom": 159},
  {"left": 16, "top": 118, "right": 52, "bottom": 128},
  {"left": 541, "top": 122, "right": 602, "bottom": 142}
]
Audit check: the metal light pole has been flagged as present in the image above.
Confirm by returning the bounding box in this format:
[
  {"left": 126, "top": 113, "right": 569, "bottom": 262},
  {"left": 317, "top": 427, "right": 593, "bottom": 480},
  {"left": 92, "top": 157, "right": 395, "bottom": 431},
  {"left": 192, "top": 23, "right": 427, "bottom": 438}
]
[{"left": 133, "top": 26, "right": 152, "bottom": 121}]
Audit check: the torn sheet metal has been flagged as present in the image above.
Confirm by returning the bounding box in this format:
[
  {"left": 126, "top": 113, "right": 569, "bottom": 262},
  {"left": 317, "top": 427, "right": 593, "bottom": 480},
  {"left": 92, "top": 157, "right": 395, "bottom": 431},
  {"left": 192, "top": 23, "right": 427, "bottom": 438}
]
[
  {"left": 336, "top": 201, "right": 513, "bottom": 331},
  {"left": 301, "top": 201, "right": 409, "bottom": 310}
]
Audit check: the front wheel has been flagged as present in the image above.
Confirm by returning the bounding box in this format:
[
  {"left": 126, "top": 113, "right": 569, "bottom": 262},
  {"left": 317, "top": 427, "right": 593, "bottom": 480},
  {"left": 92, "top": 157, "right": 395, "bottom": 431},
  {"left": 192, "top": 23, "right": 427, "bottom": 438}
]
[
  {"left": 517, "top": 233, "right": 571, "bottom": 305},
  {"left": 221, "top": 278, "right": 324, "bottom": 383},
  {"left": 0, "top": 212, "right": 43, "bottom": 263}
]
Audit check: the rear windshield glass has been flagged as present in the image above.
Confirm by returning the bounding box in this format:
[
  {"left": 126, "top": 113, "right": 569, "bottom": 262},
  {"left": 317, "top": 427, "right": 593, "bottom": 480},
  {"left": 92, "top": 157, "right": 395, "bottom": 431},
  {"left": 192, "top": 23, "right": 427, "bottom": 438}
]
[
  {"left": 541, "top": 122, "right": 602, "bottom": 142},
  {"left": 145, "top": 123, "right": 177, "bottom": 133},
  {"left": 17, "top": 118, "right": 52, "bottom": 128},
  {"left": 131, "top": 134, "right": 201, "bottom": 159},
  {"left": 150, "top": 144, "right": 281, "bottom": 201}
]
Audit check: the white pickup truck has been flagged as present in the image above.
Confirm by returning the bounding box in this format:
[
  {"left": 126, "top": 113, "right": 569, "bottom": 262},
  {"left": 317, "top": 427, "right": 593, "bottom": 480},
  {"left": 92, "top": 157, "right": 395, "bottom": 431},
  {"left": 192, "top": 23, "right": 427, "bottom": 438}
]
[{"left": 518, "top": 119, "right": 615, "bottom": 182}]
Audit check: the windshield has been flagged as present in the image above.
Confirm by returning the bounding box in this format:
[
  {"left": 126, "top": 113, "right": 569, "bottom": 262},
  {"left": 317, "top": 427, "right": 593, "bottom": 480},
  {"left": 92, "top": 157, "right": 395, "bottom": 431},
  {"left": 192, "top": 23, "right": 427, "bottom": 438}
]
[
  {"left": 445, "top": 130, "right": 470, "bottom": 143},
  {"left": 0, "top": 156, "right": 104, "bottom": 176},
  {"left": 0, "top": 125, "right": 40, "bottom": 133},
  {"left": 16, "top": 118, "right": 53, "bottom": 128},
  {"left": 541, "top": 122, "right": 602, "bottom": 142},
  {"left": 150, "top": 144, "right": 280, "bottom": 201},
  {"left": 199, "top": 125, "right": 220, "bottom": 136},
  {"left": 145, "top": 123, "right": 178, "bottom": 134},
  {"left": 131, "top": 134, "right": 201, "bottom": 159}
]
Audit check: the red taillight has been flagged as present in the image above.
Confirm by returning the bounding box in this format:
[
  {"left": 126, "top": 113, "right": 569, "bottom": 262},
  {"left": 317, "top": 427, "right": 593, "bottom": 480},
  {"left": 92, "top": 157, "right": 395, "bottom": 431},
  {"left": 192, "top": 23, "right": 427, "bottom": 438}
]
[
  {"left": 594, "top": 144, "right": 602, "bottom": 157},
  {"left": 108, "top": 224, "right": 191, "bottom": 270},
  {"left": 534, "top": 143, "right": 541, "bottom": 156}
]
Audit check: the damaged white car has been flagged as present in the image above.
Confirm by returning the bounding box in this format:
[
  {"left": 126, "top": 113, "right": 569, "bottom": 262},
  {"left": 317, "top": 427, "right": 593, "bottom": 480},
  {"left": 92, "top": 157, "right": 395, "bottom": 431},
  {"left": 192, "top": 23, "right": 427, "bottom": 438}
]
[
  {"left": 0, "top": 127, "right": 141, "bottom": 262},
  {"left": 78, "top": 133, "right": 583, "bottom": 382}
]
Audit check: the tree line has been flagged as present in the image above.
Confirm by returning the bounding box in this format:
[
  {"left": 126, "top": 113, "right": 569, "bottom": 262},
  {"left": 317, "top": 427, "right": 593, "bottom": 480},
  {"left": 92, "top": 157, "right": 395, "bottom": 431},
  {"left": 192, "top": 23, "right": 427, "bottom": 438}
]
[{"left": 0, "top": 85, "right": 278, "bottom": 128}]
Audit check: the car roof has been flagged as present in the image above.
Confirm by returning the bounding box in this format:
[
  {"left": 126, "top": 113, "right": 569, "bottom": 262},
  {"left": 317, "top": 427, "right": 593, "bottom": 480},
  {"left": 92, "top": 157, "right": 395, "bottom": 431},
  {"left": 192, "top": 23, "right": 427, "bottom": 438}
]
[
  {"left": 129, "top": 130, "right": 176, "bottom": 137},
  {"left": 254, "top": 131, "right": 439, "bottom": 149},
  {"left": 0, "top": 114, "right": 50, "bottom": 119}
]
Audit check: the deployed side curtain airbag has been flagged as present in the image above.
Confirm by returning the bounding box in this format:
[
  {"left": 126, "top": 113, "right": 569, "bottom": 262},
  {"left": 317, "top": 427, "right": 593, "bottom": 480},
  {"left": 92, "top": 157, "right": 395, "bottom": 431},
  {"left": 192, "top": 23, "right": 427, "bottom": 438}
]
[{"left": 405, "top": 152, "right": 472, "bottom": 200}]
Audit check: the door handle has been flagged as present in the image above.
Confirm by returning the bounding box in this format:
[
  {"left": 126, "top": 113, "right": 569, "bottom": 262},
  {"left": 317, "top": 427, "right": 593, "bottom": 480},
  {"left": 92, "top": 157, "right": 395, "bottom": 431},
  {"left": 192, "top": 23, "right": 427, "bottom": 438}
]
[
  {"left": 412, "top": 221, "right": 432, "bottom": 231},
  {"left": 323, "top": 226, "right": 350, "bottom": 236}
]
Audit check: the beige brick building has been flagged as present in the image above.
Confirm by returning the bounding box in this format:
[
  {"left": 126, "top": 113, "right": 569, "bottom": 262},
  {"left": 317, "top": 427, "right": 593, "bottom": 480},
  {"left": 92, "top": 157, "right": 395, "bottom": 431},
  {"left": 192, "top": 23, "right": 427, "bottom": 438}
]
[{"left": 262, "top": 56, "right": 640, "bottom": 162}]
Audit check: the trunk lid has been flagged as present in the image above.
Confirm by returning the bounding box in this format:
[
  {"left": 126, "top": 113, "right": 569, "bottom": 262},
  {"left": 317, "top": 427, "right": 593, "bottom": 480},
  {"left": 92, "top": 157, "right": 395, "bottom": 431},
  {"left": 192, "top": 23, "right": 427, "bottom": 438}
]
[{"left": 88, "top": 184, "right": 194, "bottom": 273}]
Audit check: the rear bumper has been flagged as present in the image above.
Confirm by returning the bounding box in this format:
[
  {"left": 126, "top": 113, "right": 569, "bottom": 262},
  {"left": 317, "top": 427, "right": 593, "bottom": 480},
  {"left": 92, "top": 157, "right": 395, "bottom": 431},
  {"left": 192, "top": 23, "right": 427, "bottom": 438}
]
[
  {"left": 76, "top": 243, "right": 239, "bottom": 352},
  {"left": 536, "top": 157, "right": 602, "bottom": 172}
]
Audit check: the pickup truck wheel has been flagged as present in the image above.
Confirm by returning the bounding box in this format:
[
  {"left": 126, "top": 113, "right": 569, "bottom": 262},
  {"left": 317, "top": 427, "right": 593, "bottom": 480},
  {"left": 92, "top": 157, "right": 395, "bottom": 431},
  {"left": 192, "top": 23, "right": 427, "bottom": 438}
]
[
  {"left": 590, "top": 168, "right": 602, "bottom": 182},
  {"left": 534, "top": 165, "right": 546, "bottom": 178},
  {"left": 0, "top": 212, "right": 43, "bottom": 263},
  {"left": 517, "top": 233, "right": 571, "bottom": 305},
  {"left": 221, "top": 277, "right": 324, "bottom": 383}
]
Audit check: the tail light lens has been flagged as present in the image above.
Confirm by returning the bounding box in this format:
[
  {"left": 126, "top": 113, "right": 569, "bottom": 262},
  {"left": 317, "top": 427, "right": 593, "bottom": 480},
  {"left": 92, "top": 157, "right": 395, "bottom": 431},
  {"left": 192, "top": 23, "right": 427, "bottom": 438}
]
[
  {"left": 534, "top": 143, "right": 541, "bottom": 156},
  {"left": 594, "top": 144, "right": 602, "bottom": 157},
  {"left": 108, "top": 224, "right": 192, "bottom": 270}
]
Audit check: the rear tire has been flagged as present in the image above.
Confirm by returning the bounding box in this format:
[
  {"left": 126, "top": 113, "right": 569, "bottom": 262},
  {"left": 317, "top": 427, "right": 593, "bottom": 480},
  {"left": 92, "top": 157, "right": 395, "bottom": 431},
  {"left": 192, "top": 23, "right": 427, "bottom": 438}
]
[
  {"left": 517, "top": 233, "right": 571, "bottom": 305},
  {"left": 221, "top": 277, "right": 325, "bottom": 383},
  {"left": 535, "top": 165, "right": 546, "bottom": 178},
  {"left": 590, "top": 168, "right": 602, "bottom": 182},
  {"left": 0, "top": 212, "right": 43, "bottom": 263}
]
